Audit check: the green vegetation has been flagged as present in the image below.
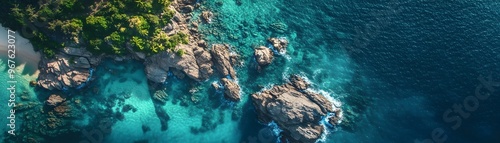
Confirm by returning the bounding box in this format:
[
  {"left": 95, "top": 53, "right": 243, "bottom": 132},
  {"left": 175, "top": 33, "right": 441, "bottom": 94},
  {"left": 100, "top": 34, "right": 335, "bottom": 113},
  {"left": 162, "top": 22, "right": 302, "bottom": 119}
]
[
  {"left": 0, "top": 0, "right": 187, "bottom": 57},
  {"left": 176, "top": 49, "right": 186, "bottom": 57}
]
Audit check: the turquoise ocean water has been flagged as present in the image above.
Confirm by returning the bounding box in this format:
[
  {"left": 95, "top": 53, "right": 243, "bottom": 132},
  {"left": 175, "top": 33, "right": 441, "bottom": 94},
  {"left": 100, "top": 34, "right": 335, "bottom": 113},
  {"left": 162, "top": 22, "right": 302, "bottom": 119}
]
[{"left": 2, "top": 0, "right": 500, "bottom": 143}]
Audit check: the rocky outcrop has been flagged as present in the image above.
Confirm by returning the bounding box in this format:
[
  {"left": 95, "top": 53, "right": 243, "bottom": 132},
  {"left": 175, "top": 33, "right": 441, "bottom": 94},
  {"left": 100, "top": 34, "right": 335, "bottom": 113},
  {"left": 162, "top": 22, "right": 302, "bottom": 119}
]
[
  {"left": 145, "top": 44, "right": 213, "bottom": 83},
  {"left": 251, "top": 75, "right": 340, "bottom": 143},
  {"left": 201, "top": 11, "right": 214, "bottom": 23},
  {"left": 254, "top": 46, "right": 274, "bottom": 66},
  {"left": 37, "top": 48, "right": 97, "bottom": 90},
  {"left": 221, "top": 78, "right": 240, "bottom": 102},
  {"left": 46, "top": 94, "right": 65, "bottom": 107},
  {"left": 268, "top": 37, "right": 289, "bottom": 54},
  {"left": 37, "top": 47, "right": 99, "bottom": 90},
  {"left": 210, "top": 44, "right": 237, "bottom": 79},
  {"left": 328, "top": 108, "right": 343, "bottom": 126}
]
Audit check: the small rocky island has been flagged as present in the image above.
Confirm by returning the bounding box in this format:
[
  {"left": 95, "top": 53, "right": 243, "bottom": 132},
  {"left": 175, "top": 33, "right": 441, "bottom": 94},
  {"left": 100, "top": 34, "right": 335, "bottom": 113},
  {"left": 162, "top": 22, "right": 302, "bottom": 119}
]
[{"left": 251, "top": 75, "right": 342, "bottom": 143}]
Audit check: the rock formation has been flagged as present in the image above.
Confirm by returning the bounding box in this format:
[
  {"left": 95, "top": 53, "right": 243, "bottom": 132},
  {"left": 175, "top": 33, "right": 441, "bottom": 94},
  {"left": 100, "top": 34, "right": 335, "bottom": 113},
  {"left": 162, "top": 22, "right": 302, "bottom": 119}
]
[
  {"left": 251, "top": 75, "right": 341, "bottom": 143},
  {"left": 46, "top": 94, "right": 66, "bottom": 107},
  {"left": 328, "top": 108, "right": 343, "bottom": 126},
  {"left": 254, "top": 46, "right": 274, "bottom": 66},
  {"left": 145, "top": 44, "right": 213, "bottom": 83},
  {"left": 268, "top": 37, "right": 289, "bottom": 54},
  {"left": 210, "top": 44, "right": 237, "bottom": 79},
  {"left": 37, "top": 47, "right": 98, "bottom": 90},
  {"left": 221, "top": 78, "right": 241, "bottom": 102},
  {"left": 153, "top": 89, "right": 169, "bottom": 104},
  {"left": 201, "top": 11, "right": 214, "bottom": 23}
]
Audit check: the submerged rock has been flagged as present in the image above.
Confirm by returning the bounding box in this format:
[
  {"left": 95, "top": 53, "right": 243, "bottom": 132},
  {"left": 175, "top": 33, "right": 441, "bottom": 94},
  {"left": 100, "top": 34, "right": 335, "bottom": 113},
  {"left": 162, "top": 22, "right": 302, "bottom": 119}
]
[
  {"left": 268, "top": 37, "right": 289, "bottom": 54},
  {"left": 142, "top": 125, "right": 151, "bottom": 133},
  {"left": 145, "top": 44, "right": 213, "bottom": 83},
  {"left": 29, "top": 80, "right": 37, "bottom": 87},
  {"left": 153, "top": 90, "right": 169, "bottom": 104},
  {"left": 254, "top": 46, "right": 274, "bottom": 66},
  {"left": 210, "top": 44, "right": 237, "bottom": 79},
  {"left": 221, "top": 78, "right": 241, "bottom": 102},
  {"left": 46, "top": 94, "right": 66, "bottom": 107},
  {"left": 251, "top": 75, "right": 339, "bottom": 143}
]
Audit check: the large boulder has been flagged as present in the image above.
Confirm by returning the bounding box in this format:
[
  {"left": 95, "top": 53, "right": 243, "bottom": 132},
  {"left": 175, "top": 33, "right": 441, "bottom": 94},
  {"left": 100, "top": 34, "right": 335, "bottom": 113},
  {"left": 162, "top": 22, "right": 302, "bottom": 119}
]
[
  {"left": 254, "top": 46, "right": 274, "bottom": 66},
  {"left": 37, "top": 54, "right": 92, "bottom": 90},
  {"left": 221, "top": 78, "right": 240, "bottom": 102},
  {"left": 251, "top": 75, "right": 339, "bottom": 143},
  {"left": 145, "top": 44, "right": 213, "bottom": 83},
  {"left": 210, "top": 44, "right": 237, "bottom": 79},
  {"left": 268, "top": 37, "right": 289, "bottom": 54}
]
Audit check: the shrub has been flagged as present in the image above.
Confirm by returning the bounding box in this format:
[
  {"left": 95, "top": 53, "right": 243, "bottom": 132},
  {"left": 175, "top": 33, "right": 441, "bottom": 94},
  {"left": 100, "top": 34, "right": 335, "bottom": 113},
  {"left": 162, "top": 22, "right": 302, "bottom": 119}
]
[{"left": 176, "top": 49, "right": 185, "bottom": 57}]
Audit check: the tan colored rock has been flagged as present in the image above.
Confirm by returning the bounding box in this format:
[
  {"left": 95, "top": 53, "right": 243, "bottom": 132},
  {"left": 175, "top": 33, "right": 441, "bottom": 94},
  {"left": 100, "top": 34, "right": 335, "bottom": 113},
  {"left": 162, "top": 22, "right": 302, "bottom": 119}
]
[
  {"left": 193, "top": 47, "right": 214, "bottom": 79},
  {"left": 37, "top": 53, "right": 92, "bottom": 90},
  {"left": 201, "top": 11, "right": 213, "bottom": 23},
  {"left": 254, "top": 46, "right": 274, "bottom": 66},
  {"left": 46, "top": 94, "right": 65, "bottom": 106},
  {"left": 251, "top": 75, "right": 337, "bottom": 143},
  {"left": 210, "top": 44, "right": 237, "bottom": 79},
  {"left": 221, "top": 78, "right": 240, "bottom": 102},
  {"left": 212, "top": 82, "right": 221, "bottom": 91},
  {"left": 268, "top": 37, "right": 289, "bottom": 54},
  {"left": 145, "top": 44, "right": 213, "bottom": 83}
]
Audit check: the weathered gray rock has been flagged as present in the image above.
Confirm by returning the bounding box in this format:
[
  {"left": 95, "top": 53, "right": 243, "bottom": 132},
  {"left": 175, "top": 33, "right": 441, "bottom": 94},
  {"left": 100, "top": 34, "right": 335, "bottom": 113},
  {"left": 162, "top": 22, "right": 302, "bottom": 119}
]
[
  {"left": 254, "top": 46, "right": 274, "bottom": 66},
  {"left": 62, "top": 47, "right": 92, "bottom": 57},
  {"left": 268, "top": 37, "right": 289, "bottom": 54},
  {"left": 145, "top": 44, "right": 213, "bottom": 83},
  {"left": 221, "top": 78, "right": 240, "bottom": 102},
  {"left": 73, "top": 57, "right": 91, "bottom": 68},
  {"left": 251, "top": 75, "right": 337, "bottom": 143},
  {"left": 210, "top": 44, "right": 237, "bottom": 79},
  {"left": 179, "top": 0, "right": 197, "bottom": 5}
]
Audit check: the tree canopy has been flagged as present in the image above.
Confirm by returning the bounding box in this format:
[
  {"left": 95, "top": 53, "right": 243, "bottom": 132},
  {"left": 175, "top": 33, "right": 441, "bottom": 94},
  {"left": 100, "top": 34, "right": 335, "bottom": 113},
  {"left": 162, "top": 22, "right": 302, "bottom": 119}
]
[{"left": 0, "top": 0, "right": 187, "bottom": 57}]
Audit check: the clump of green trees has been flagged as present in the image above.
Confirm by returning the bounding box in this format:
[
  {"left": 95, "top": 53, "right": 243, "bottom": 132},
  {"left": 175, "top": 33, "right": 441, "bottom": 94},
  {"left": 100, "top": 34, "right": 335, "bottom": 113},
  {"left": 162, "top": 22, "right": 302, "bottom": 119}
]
[{"left": 0, "top": 0, "right": 188, "bottom": 57}]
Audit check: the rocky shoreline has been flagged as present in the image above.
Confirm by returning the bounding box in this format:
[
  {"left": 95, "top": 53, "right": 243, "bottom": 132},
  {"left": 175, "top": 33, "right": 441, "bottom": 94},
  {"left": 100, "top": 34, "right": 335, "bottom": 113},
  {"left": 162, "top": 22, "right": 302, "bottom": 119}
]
[{"left": 31, "top": 0, "right": 343, "bottom": 142}]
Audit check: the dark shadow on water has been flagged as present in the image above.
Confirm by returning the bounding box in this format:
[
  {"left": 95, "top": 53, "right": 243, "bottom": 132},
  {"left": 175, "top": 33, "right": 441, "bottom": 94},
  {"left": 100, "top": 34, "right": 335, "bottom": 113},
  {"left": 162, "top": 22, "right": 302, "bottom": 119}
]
[{"left": 237, "top": 96, "right": 269, "bottom": 143}]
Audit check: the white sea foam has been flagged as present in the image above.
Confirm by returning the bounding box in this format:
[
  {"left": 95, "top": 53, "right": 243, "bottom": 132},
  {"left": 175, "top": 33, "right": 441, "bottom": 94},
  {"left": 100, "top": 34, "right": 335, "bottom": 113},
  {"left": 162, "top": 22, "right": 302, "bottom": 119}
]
[
  {"left": 303, "top": 86, "right": 343, "bottom": 143},
  {"left": 281, "top": 67, "right": 291, "bottom": 81},
  {"left": 267, "top": 121, "right": 283, "bottom": 136}
]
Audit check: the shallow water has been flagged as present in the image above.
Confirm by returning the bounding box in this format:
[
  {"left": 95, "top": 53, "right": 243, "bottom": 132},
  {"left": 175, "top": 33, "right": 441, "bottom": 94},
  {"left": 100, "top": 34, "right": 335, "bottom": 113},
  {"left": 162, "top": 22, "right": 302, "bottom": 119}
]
[{"left": 2, "top": 0, "right": 500, "bottom": 143}]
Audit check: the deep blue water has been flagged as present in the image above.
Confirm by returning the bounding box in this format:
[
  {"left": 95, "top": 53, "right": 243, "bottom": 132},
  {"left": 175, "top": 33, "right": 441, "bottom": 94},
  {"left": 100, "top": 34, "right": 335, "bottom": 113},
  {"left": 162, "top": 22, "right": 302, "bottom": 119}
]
[
  {"left": 198, "top": 0, "right": 500, "bottom": 142},
  {"left": 2, "top": 0, "right": 500, "bottom": 143}
]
